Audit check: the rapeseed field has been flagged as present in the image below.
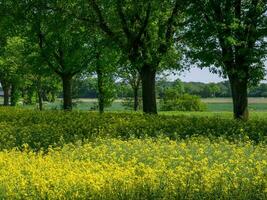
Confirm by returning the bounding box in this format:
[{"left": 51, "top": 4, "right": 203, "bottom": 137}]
[{"left": 0, "top": 137, "right": 266, "bottom": 199}]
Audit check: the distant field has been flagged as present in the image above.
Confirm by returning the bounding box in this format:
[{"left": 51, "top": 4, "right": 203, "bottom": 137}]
[
  {"left": 202, "top": 97, "right": 267, "bottom": 103},
  {"left": 75, "top": 98, "right": 267, "bottom": 112},
  {"left": 1, "top": 97, "right": 267, "bottom": 112},
  {"left": 206, "top": 103, "right": 267, "bottom": 112},
  {"left": 203, "top": 97, "right": 267, "bottom": 112}
]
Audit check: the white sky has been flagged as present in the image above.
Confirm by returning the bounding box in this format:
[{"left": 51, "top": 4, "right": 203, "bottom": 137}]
[
  {"left": 170, "top": 65, "right": 267, "bottom": 83},
  {"left": 177, "top": 67, "right": 225, "bottom": 83},
  {"left": 166, "top": 67, "right": 226, "bottom": 83}
]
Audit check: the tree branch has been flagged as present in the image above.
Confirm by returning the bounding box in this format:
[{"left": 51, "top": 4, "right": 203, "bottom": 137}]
[
  {"left": 37, "top": 30, "right": 62, "bottom": 76},
  {"left": 135, "top": 2, "right": 152, "bottom": 44},
  {"left": 116, "top": 0, "right": 132, "bottom": 41},
  {"left": 158, "top": 0, "right": 180, "bottom": 54},
  {"left": 165, "top": 0, "right": 180, "bottom": 45},
  {"left": 90, "top": 0, "right": 115, "bottom": 38}
]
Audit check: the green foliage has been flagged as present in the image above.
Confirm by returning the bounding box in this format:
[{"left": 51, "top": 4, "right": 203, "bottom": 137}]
[
  {"left": 10, "top": 85, "right": 21, "bottom": 106},
  {"left": 157, "top": 77, "right": 185, "bottom": 99},
  {"left": 72, "top": 76, "right": 97, "bottom": 99},
  {"left": 184, "top": 0, "right": 267, "bottom": 85},
  {"left": 160, "top": 89, "right": 207, "bottom": 111},
  {"left": 157, "top": 79, "right": 267, "bottom": 98},
  {"left": 99, "top": 79, "right": 117, "bottom": 107},
  {"left": 121, "top": 97, "right": 142, "bottom": 110},
  {"left": 0, "top": 36, "right": 27, "bottom": 89},
  {"left": 0, "top": 108, "right": 266, "bottom": 151}
]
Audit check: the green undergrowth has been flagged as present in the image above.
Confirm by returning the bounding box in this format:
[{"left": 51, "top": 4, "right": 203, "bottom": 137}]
[{"left": 0, "top": 108, "right": 266, "bottom": 150}]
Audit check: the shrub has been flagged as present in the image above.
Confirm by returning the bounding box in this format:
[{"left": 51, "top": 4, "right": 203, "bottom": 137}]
[
  {"left": 121, "top": 97, "right": 142, "bottom": 110},
  {"left": 0, "top": 108, "right": 265, "bottom": 151},
  {"left": 160, "top": 91, "right": 207, "bottom": 111}
]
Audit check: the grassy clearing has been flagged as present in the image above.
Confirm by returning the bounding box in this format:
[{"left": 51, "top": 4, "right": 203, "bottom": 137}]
[
  {"left": 4, "top": 97, "right": 266, "bottom": 112},
  {"left": 202, "top": 97, "right": 267, "bottom": 103}
]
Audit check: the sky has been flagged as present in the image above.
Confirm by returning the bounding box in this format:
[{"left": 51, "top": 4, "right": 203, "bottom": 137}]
[
  {"left": 172, "top": 65, "right": 267, "bottom": 83},
  {"left": 168, "top": 67, "right": 226, "bottom": 83}
]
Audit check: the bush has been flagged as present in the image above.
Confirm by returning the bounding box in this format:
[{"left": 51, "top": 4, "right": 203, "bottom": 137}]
[
  {"left": 160, "top": 91, "right": 207, "bottom": 111},
  {"left": 121, "top": 97, "right": 142, "bottom": 110},
  {"left": 0, "top": 108, "right": 266, "bottom": 150}
]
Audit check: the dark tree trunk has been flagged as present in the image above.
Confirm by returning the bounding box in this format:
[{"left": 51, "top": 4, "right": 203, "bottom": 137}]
[
  {"left": 10, "top": 84, "right": 19, "bottom": 106},
  {"left": 229, "top": 76, "right": 248, "bottom": 120},
  {"left": 96, "top": 65, "right": 104, "bottom": 114},
  {"left": 2, "top": 85, "right": 10, "bottom": 106},
  {"left": 140, "top": 64, "right": 157, "bottom": 114},
  {"left": 61, "top": 75, "right": 73, "bottom": 110},
  {"left": 36, "top": 78, "right": 43, "bottom": 111},
  {"left": 133, "top": 86, "right": 139, "bottom": 111},
  {"left": 38, "top": 90, "right": 43, "bottom": 111}
]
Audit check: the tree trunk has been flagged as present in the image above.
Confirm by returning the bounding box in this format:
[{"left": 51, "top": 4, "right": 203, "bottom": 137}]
[
  {"left": 37, "top": 88, "right": 43, "bottom": 111},
  {"left": 229, "top": 76, "right": 248, "bottom": 120},
  {"left": 96, "top": 65, "right": 104, "bottom": 114},
  {"left": 133, "top": 86, "right": 139, "bottom": 111},
  {"left": 10, "top": 84, "right": 19, "bottom": 106},
  {"left": 61, "top": 75, "right": 73, "bottom": 110},
  {"left": 37, "top": 90, "right": 43, "bottom": 111},
  {"left": 2, "top": 85, "right": 10, "bottom": 106},
  {"left": 140, "top": 64, "right": 157, "bottom": 114},
  {"left": 36, "top": 78, "right": 43, "bottom": 111}
]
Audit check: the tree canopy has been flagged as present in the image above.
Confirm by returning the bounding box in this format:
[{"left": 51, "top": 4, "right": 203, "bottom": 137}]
[{"left": 0, "top": 0, "right": 266, "bottom": 119}]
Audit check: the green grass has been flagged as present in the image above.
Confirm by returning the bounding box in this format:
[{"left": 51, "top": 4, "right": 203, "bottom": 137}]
[
  {"left": 3, "top": 97, "right": 267, "bottom": 114},
  {"left": 160, "top": 110, "right": 267, "bottom": 120},
  {"left": 206, "top": 103, "right": 267, "bottom": 112}
]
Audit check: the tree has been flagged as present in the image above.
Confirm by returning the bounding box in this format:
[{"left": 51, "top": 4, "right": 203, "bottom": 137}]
[
  {"left": 184, "top": 0, "right": 267, "bottom": 120},
  {"left": 0, "top": 3, "right": 16, "bottom": 106},
  {"left": 19, "top": 1, "right": 93, "bottom": 110},
  {"left": 86, "top": 0, "right": 183, "bottom": 114},
  {"left": 249, "top": 83, "right": 267, "bottom": 97},
  {"left": 72, "top": 76, "right": 98, "bottom": 98},
  {"left": 208, "top": 83, "right": 221, "bottom": 97},
  {"left": 118, "top": 63, "right": 141, "bottom": 111},
  {"left": 0, "top": 36, "right": 27, "bottom": 106},
  {"left": 25, "top": 42, "right": 61, "bottom": 110},
  {"left": 91, "top": 40, "right": 118, "bottom": 113}
]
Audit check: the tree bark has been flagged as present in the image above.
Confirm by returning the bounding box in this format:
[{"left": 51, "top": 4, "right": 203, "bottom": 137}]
[
  {"left": 2, "top": 85, "right": 10, "bottom": 106},
  {"left": 96, "top": 65, "right": 104, "bottom": 114},
  {"left": 36, "top": 78, "right": 43, "bottom": 111},
  {"left": 10, "top": 84, "right": 19, "bottom": 106},
  {"left": 140, "top": 64, "right": 157, "bottom": 114},
  {"left": 61, "top": 75, "right": 73, "bottom": 110},
  {"left": 229, "top": 76, "right": 248, "bottom": 120},
  {"left": 37, "top": 90, "right": 43, "bottom": 111},
  {"left": 133, "top": 86, "right": 139, "bottom": 111}
]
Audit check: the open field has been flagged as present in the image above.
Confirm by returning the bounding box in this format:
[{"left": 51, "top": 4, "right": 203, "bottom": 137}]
[
  {"left": 202, "top": 97, "right": 267, "bottom": 112},
  {"left": 3, "top": 97, "right": 267, "bottom": 112},
  {"left": 202, "top": 97, "right": 267, "bottom": 103}
]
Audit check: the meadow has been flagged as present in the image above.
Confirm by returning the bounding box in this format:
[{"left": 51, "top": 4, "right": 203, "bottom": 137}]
[
  {"left": 0, "top": 107, "right": 266, "bottom": 199},
  {"left": 7, "top": 97, "right": 267, "bottom": 112}
]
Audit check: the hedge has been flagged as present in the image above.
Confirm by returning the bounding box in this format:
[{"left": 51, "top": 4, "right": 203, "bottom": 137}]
[{"left": 0, "top": 108, "right": 266, "bottom": 150}]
